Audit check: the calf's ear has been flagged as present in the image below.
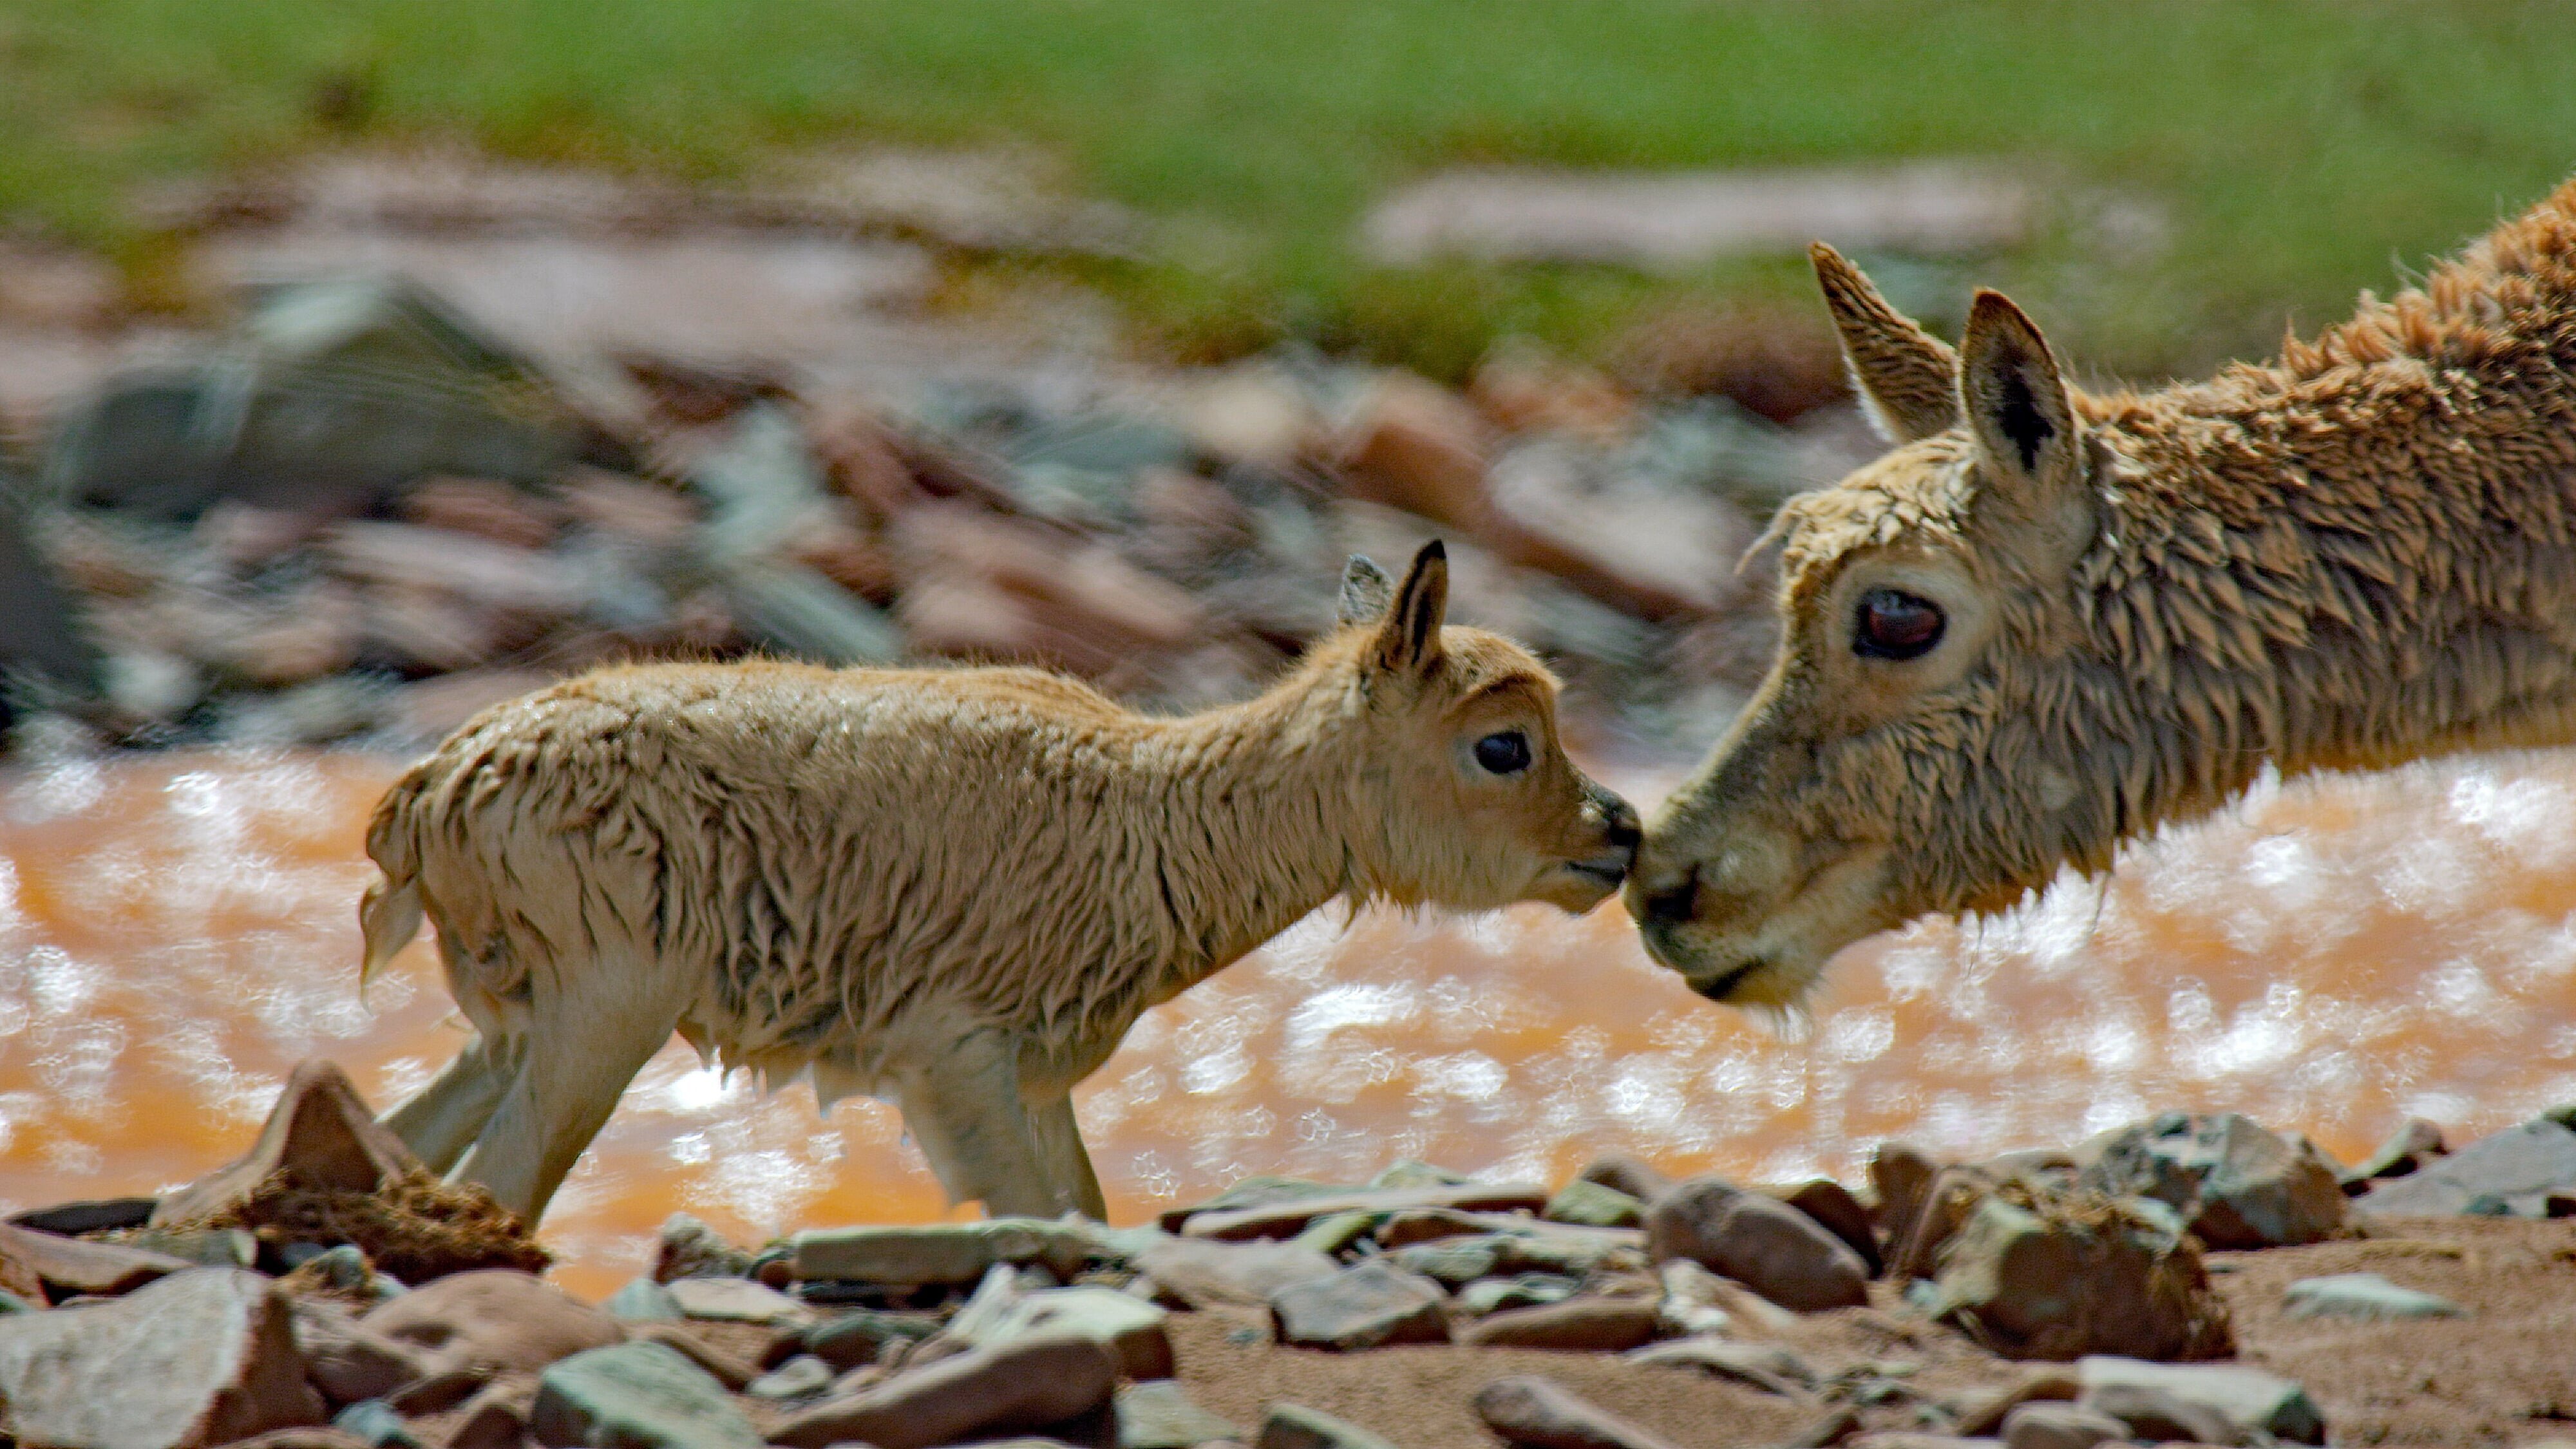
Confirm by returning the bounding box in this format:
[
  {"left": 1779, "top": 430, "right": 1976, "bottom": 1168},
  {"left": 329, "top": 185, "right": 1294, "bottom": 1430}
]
[
  {"left": 1960, "top": 289, "right": 2094, "bottom": 564},
  {"left": 1372, "top": 540, "right": 1448, "bottom": 674},
  {"left": 1338, "top": 554, "right": 1396, "bottom": 625},
  {"left": 1813, "top": 242, "right": 1960, "bottom": 444}
]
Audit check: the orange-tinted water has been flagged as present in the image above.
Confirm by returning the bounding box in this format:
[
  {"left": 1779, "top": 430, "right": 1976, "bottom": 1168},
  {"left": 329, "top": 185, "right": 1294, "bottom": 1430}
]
[{"left": 3, "top": 749, "right": 2574, "bottom": 1301}]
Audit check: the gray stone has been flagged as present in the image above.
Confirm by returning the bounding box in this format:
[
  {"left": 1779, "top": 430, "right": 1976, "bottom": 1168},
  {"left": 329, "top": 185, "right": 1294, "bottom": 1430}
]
[
  {"left": 290, "top": 1298, "right": 433, "bottom": 1408},
  {"left": 1370, "top": 1160, "right": 1478, "bottom": 1190},
  {"left": 330, "top": 1400, "right": 426, "bottom": 1449},
  {"left": 744, "top": 1353, "right": 834, "bottom": 1401},
  {"left": 769, "top": 1329, "right": 1121, "bottom": 1449},
  {"left": 529, "top": 1340, "right": 763, "bottom": 1449},
  {"left": 1259, "top": 1403, "right": 1402, "bottom": 1449},
  {"left": 2353, "top": 1119, "right": 2576, "bottom": 1218},
  {"left": 0, "top": 1220, "right": 193, "bottom": 1298},
  {"left": 1624, "top": 1338, "right": 1814, "bottom": 1397},
  {"left": 1389, "top": 1235, "right": 1505, "bottom": 1286},
  {"left": 2280, "top": 1272, "right": 2463, "bottom": 1321},
  {"left": 663, "top": 1274, "right": 815, "bottom": 1328},
  {"left": 653, "top": 1214, "right": 755, "bottom": 1283},
  {"left": 1577, "top": 1155, "right": 1673, "bottom": 1204},
  {"left": 955, "top": 1283, "right": 1175, "bottom": 1379},
  {"left": 802, "top": 1307, "right": 940, "bottom": 1370},
  {"left": 1116, "top": 1379, "right": 1242, "bottom": 1448},
  {"left": 1181, "top": 1182, "right": 1551, "bottom": 1241},
  {"left": 601, "top": 1277, "right": 684, "bottom": 1322},
  {"left": 1643, "top": 1176, "right": 1869, "bottom": 1312},
  {"left": 443, "top": 1378, "right": 539, "bottom": 1449},
  {"left": 361, "top": 1269, "right": 624, "bottom": 1377},
  {"left": 788, "top": 1218, "right": 1095, "bottom": 1285},
  {"left": 122, "top": 1227, "right": 260, "bottom": 1269},
  {"left": 1133, "top": 1236, "right": 1341, "bottom": 1309},
  {"left": 1544, "top": 1179, "right": 1645, "bottom": 1228},
  {"left": 2345, "top": 1117, "right": 2446, "bottom": 1190},
  {"left": 2078, "top": 1356, "right": 2325, "bottom": 1444},
  {"left": 7, "top": 1197, "right": 158, "bottom": 1236},
  {"left": 2078, "top": 1384, "right": 2239, "bottom": 1445},
  {"left": 1455, "top": 1273, "right": 1581, "bottom": 1317},
  {"left": 1456, "top": 1296, "right": 1662, "bottom": 1352},
  {"left": 1927, "top": 1193, "right": 2230, "bottom": 1362},
  {"left": 0, "top": 1267, "right": 327, "bottom": 1449},
  {"left": 1155, "top": 1176, "right": 1349, "bottom": 1234},
  {"left": 1268, "top": 1259, "right": 1450, "bottom": 1350},
  {"left": 1653, "top": 1257, "right": 1796, "bottom": 1338},
  {"left": 2080, "top": 1112, "right": 2344, "bottom": 1247},
  {"left": 1472, "top": 1374, "right": 1685, "bottom": 1449},
  {"left": 1999, "top": 1403, "right": 2130, "bottom": 1449}
]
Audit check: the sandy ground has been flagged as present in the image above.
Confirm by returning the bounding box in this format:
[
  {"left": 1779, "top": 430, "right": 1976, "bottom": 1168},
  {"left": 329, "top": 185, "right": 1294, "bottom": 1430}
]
[{"left": 1139, "top": 1217, "right": 2576, "bottom": 1449}]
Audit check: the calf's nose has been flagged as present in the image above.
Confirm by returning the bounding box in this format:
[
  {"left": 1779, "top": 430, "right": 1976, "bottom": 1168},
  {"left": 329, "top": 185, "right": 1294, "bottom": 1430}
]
[{"left": 1634, "top": 863, "right": 1700, "bottom": 925}]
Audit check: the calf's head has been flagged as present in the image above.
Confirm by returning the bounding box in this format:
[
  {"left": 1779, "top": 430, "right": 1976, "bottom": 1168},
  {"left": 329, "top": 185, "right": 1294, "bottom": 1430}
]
[
  {"left": 1321, "top": 541, "right": 1639, "bottom": 914},
  {"left": 1628, "top": 247, "right": 2114, "bottom": 1008}
]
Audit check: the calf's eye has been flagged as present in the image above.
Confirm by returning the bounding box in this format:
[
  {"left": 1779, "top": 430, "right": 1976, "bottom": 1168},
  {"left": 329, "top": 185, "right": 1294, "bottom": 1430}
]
[
  {"left": 1473, "top": 730, "right": 1532, "bottom": 775},
  {"left": 1853, "top": 588, "right": 1946, "bottom": 661}
]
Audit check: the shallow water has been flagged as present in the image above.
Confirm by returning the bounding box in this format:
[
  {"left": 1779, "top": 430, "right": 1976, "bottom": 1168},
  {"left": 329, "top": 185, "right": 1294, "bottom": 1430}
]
[{"left": 2, "top": 748, "right": 2573, "bottom": 1300}]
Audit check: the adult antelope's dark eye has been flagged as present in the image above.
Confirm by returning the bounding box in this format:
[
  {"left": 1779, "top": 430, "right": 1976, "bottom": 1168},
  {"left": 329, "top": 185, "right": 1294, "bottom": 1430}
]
[
  {"left": 1473, "top": 730, "right": 1532, "bottom": 775},
  {"left": 1853, "top": 588, "right": 1946, "bottom": 661}
]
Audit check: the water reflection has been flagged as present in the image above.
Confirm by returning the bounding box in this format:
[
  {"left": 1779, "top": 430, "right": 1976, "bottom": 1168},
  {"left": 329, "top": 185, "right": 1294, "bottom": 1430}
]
[{"left": 1, "top": 749, "right": 2573, "bottom": 1298}]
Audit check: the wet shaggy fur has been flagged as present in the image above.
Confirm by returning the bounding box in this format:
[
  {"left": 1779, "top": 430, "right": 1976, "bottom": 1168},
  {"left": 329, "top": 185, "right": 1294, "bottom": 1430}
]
[
  {"left": 1632, "top": 178, "right": 2576, "bottom": 1006},
  {"left": 361, "top": 544, "right": 1637, "bottom": 1224}
]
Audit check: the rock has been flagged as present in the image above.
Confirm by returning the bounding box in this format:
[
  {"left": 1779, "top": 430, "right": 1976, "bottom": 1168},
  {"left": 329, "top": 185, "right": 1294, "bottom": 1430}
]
[
  {"left": 956, "top": 1284, "right": 1175, "bottom": 1379},
  {"left": 2344, "top": 1118, "right": 2446, "bottom": 1191},
  {"left": 153, "top": 1059, "right": 421, "bottom": 1228},
  {"left": 0, "top": 1220, "right": 193, "bottom": 1299},
  {"left": 1293, "top": 1210, "right": 1381, "bottom": 1257},
  {"left": 2353, "top": 1119, "right": 2576, "bottom": 1218},
  {"left": 2280, "top": 1272, "right": 2463, "bottom": 1321},
  {"left": 529, "top": 1340, "right": 762, "bottom": 1449},
  {"left": 444, "top": 1377, "right": 540, "bottom": 1449},
  {"left": 290, "top": 1298, "right": 435, "bottom": 1408},
  {"left": 1777, "top": 1179, "right": 1883, "bottom": 1277},
  {"left": 1951, "top": 1367, "right": 2083, "bottom": 1437},
  {"left": 601, "top": 1278, "right": 685, "bottom": 1322},
  {"left": 331, "top": 1399, "right": 428, "bottom": 1449},
  {"left": 1999, "top": 1403, "right": 2130, "bottom": 1449},
  {"left": 768, "top": 1329, "right": 1121, "bottom": 1449},
  {"left": 1840, "top": 1437, "right": 1997, "bottom": 1449},
  {"left": 1331, "top": 374, "right": 1494, "bottom": 535},
  {"left": 1545, "top": 1179, "right": 1645, "bottom": 1229},
  {"left": 386, "top": 1365, "right": 488, "bottom": 1414},
  {"left": 652, "top": 1215, "right": 755, "bottom": 1283},
  {"left": 229, "top": 1432, "right": 372, "bottom": 1449},
  {"left": 1269, "top": 1259, "right": 1451, "bottom": 1350},
  {"left": 360, "top": 1270, "right": 624, "bottom": 1376},
  {"left": 746, "top": 1353, "right": 834, "bottom": 1401},
  {"left": 1625, "top": 1338, "right": 1814, "bottom": 1397},
  {"left": 1578, "top": 1155, "right": 1674, "bottom": 1204},
  {"left": 788, "top": 1217, "right": 1094, "bottom": 1285},
  {"left": 1889, "top": 1165, "right": 2000, "bottom": 1281},
  {"left": 122, "top": 1227, "right": 259, "bottom": 1269},
  {"left": 1643, "top": 1176, "right": 1869, "bottom": 1312},
  {"left": 8, "top": 1197, "right": 159, "bottom": 1236},
  {"left": 2079, "top": 1112, "right": 2344, "bottom": 1248},
  {"left": 1156, "top": 1176, "right": 1350, "bottom": 1233},
  {"left": 2078, "top": 1384, "right": 2240, "bottom": 1445},
  {"left": 1376, "top": 1207, "right": 1486, "bottom": 1248},
  {"left": 1182, "top": 1182, "right": 1550, "bottom": 1242},
  {"left": 1457, "top": 1296, "right": 1662, "bottom": 1352},
  {"left": 1258, "top": 1403, "right": 1403, "bottom": 1449},
  {"left": 628, "top": 1323, "right": 761, "bottom": 1391},
  {"left": 2077, "top": 1356, "right": 2325, "bottom": 1444},
  {"left": 1654, "top": 1257, "right": 1795, "bottom": 1338},
  {"left": 663, "top": 1275, "right": 815, "bottom": 1328},
  {"left": 0, "top": 1267, "right": 326, "bottom": 1449},
  {"left": 1473, "top": 1374, "right": 1685, "bottom": 1449},
  {"left": 802, "top": 1307, "right": 941, "bottom": 1370},
  {"left": 1134, "top": 1236, "right": 1341, "bottom": 1309},
  {"left": 1456, "top": 1273, "right": 1581, "bottom": 1317},
  {"left": 1116, "top": 1379, "right": 1242, "bottom": 1448},
  {"left": 1925, "top": 1191, "right": 2231, "bottom": 1361}
]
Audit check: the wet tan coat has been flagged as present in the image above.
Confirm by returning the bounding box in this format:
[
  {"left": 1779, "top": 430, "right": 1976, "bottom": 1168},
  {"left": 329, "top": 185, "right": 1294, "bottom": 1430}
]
[
  {"left": 363, "top": 545, "right": 1636, "bottom": 1222},
  {"left": 1631, "top": 180, "right": 2576, "bottom": 1007}
]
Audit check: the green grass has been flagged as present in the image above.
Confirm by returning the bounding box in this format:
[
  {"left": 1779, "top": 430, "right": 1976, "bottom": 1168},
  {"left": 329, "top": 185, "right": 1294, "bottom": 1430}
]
[{"left": 5, "top": 0, "right": 2575, "bottom": 381}]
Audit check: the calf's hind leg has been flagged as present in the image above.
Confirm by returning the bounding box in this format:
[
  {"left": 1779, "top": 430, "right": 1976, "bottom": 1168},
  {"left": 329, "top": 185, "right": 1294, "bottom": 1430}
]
[
  {"left": 448, "top": 978, "right": 677, "bottom": 1224},
  {"left": 894, "top": 1028, "right": 1066, "bottom": 1218},
  {"left": 383, "top": 1032, "right": 527, "bottom": 1174}
]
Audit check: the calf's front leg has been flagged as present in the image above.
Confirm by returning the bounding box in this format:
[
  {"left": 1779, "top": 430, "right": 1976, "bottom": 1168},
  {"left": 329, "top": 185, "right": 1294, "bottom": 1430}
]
[
  {"left": 895, "top": 1028, "right": 1068, "bottom": 1218},
  {"left": 1027, "top": 1091, "right": 1109, "bottom": 1222},
  {"left": 449, "top": 979, "right": 677, "bottom": 1225},
  {"left": 382, "top": 1032, "right": 526, "bottom": 1175}
]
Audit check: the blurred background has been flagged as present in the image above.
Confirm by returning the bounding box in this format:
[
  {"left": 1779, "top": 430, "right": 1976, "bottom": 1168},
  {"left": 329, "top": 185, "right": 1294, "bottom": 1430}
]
[{"left": 2, "top": 0, "right": 2574, "bottom": 1293}]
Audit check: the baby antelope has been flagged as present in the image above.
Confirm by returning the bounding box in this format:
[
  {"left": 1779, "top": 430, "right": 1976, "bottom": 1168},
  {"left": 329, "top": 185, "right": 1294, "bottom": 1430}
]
[{"left": 359, "top": 542, "right": 1638, "bottom": 1224}]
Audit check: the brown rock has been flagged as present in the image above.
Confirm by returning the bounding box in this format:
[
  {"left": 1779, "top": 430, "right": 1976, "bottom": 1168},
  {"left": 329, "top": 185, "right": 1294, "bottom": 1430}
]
[
  {"left": 225, "top": 1433, "right": 372, "bottom": 1449},
  {"left": 1468, "top": 349, "right": 1637, "bottom": 443},
  {"left": 388, "top": 668, "right": 554, "bottom": 741},
  {"left": 1776, "top": 1179, "right": 1882, "bottom": 1277},
  {"left": 0, "top": 1267, "right": 326, "bottom": 1448},
  {"left": 1268, "top": 1260, "right": 1452, "bottom": 1351},
  {"left": 2001, "top": 1402, "right": 2134, "bottom": 1449},
  {"left": 628, "top": 1322, "right": 762, "bottom": 1390},
  {"left": 1179, "top": 1182, "right": 1549, "bottom": 1241},
  {"left": 1472, "top": 1374, "right": 1685, "bottom": 1449},
  {"left": 1374, "top": 1208, "right": 1486, "bottom": 1248},
  {"left": 1867, "top": 1142, "right": 1940, "bottom": 1249},
  {"left": 768, "top": 1329, "right": 1120, "bottom": 1449},
  {"left": 558, "top": 470, "right": 701, "bottom": 547},
  {"left": 1332, "top": 374, "right": 1495, "bottom": 534},
  {"left": 360, "top": 1269, "right": 624, "bottom": 1377},
  {"left": 1643, "top": 1177, "right": 1869, "bottom": 1313},
  {"left": 0, "top": 1220, "right": 192, "bottom": 1299},
  {"left": 0, "top": 1229, "right": 44, "bottom": 1301},
  {"left": 1457, "top": 1296, "right": 1662, "bottom": 1352},
  {"left": 1132, "top": 1236, "right": 1341, "bottom": 1309},
  {"left": 442, "top": 1375, "right": 540, "bottom": 1449},
  {"left": 2079, "top": 1384, "right": 2240, "bottom": 1446},
  {"left": 2344, "top": 1117, "right": 2447, "bottom": 1192},
  {"left": 289, "top": 1297, "right": 434, "bottom": 1407},
  {"left": 7, "top": 1198, "right": 158, "bottom": 1236},
  {"left": 2079, "top": 1112, "right": 2345, "bottom": 1248},
  {"left": 1952, "top": 1365, "right": 2082, "bottom": 1436},
  {"left": 1888, "top": 1164, "right": 2000, "bottom": 1281},
  {"left": 154, "top": 1059, "right": 422, "bottom": 1228},
  {"left": 324, "top": 520, "right": 587, "bottom": 617},
  {"left": 1578, "top": 1155, "right": 1674, "bottom": 1204},
  {"left": 401, "top": 477, "right": 564, "bottom": 550}
]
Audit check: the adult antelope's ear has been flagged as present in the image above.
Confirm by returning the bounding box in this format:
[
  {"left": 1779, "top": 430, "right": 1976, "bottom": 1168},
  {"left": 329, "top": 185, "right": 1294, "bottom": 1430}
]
[
  {"left": 1371, "top": 540, "right": 1448, "bottom": 674},
  {"left": 1337, "top": 554, "right": 1395, "bottom": 625},
  {"left": 1960, "top": 290, "right": 2093, "bottom": 561},
  {"left": 1812, "top": 242, "right": 1960, "bottom": 443}
]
